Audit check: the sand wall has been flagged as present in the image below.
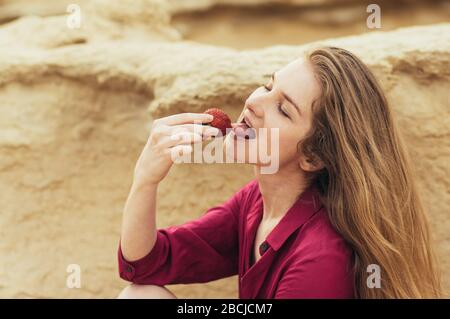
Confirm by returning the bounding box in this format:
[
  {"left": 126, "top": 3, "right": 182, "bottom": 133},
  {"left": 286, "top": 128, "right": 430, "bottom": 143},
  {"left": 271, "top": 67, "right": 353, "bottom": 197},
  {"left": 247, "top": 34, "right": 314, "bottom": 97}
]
[{"left": 0, "top": 0, "right": 448, "bottom": 298}]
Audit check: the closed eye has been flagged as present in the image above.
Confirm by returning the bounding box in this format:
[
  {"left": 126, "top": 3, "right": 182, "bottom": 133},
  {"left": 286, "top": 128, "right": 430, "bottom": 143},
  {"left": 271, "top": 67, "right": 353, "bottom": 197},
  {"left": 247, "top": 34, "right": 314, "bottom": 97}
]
[
  {"left": 277, "top": 103, "right": 289, "bottom": 117},
  {"left": 263, "top": 84, "right": 290, "bottom": 118}
]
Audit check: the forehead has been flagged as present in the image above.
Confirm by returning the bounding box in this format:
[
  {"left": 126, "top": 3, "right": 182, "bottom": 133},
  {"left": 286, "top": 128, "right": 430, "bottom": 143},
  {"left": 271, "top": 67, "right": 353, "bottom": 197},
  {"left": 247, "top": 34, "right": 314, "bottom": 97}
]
[{"left": 275, "top": 58, "right": 320, "bottom": 113}]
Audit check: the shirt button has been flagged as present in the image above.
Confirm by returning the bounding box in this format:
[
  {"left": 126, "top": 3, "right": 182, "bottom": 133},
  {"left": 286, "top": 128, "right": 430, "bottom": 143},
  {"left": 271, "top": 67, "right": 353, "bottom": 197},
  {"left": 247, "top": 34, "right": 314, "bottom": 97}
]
[
  {"left": 125, "top": 265, "right": 133, "bottom": 273},
  {"left": 259, "top": 241, "right": 269, "bottom": 255}
]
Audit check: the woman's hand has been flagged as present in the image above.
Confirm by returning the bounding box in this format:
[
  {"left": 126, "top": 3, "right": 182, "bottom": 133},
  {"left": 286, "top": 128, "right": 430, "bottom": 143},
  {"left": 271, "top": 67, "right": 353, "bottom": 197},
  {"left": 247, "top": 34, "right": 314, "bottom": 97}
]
[
  {"left": 121, "top": 112, "right": 218, "bottom": 261},
  {"left": 133, "top": 112, "right": 220, "bottom": 187}
]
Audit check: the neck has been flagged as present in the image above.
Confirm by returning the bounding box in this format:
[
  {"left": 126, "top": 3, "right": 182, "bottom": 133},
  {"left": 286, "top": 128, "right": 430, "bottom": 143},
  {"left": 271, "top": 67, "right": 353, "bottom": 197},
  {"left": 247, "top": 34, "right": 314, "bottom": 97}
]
[{"left": 254, "top": 164, "right": 310, "bottom": 221}]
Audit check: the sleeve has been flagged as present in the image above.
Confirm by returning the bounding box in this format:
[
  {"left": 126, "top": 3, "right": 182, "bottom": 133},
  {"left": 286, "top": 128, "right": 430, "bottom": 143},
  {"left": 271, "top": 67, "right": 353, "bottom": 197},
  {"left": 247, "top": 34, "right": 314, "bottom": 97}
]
[
  {"left": 274, "top": 239, "right": 354, "bottom": 299},
  {"left": 117, "top": 185, "right": 246, "bottom": 286}
]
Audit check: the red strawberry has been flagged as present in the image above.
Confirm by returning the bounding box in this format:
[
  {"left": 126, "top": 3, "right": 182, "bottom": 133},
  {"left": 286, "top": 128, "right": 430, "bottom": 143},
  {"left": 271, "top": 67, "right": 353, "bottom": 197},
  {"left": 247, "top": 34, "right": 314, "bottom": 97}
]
[{"left": 204, "top": 108, "right": 232, "bottom": 136}]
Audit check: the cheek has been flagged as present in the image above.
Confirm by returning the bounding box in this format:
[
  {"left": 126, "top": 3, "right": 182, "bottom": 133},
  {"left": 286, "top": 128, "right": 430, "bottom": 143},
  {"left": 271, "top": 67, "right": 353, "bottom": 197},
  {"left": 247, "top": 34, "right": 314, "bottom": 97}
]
[{"left": 277, "top": 130, "right": 302, "bottom": 163}]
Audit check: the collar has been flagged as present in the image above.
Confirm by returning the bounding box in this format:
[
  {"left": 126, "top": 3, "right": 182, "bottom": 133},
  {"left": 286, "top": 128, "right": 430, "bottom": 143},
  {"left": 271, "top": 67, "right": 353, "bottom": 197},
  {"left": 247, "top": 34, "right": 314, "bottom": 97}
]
[{"left": 263, "top": 184, "right": 323, "bottom": 251}]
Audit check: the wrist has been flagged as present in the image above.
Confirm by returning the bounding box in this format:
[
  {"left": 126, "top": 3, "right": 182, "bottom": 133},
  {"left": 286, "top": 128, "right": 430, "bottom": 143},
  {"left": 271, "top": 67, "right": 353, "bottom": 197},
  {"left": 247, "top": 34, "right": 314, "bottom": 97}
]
[{"left": 131, "top": 177, "right": 159, "bottom": 192}]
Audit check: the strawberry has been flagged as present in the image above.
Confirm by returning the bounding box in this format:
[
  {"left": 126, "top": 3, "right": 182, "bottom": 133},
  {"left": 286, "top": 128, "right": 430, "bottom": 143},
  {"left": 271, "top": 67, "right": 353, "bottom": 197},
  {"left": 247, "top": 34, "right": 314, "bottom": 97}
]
[{"left": 204, "top": 108, "right": 232, "bottom": 136}]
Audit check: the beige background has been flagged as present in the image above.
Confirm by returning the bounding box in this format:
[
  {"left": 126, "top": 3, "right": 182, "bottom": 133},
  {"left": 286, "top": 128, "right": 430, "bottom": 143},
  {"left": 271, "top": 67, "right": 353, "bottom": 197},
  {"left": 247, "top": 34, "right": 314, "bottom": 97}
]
[{"left": 0, "top": 0, "right": 448, "bottom": 298}]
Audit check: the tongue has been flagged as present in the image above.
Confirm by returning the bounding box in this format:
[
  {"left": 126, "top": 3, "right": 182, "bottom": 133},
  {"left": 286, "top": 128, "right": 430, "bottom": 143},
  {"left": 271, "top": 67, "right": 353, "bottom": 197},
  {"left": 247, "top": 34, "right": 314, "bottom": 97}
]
[{"left": 232, "top": 123, "right": 256, "bottom": 139}]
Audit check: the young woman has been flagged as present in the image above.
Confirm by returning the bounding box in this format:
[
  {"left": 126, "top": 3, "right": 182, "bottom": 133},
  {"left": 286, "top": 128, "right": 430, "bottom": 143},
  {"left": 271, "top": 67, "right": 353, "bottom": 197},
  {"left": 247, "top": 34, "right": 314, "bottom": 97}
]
[{"left": 117, "top": 46, "right": 442, "bottom": 299}]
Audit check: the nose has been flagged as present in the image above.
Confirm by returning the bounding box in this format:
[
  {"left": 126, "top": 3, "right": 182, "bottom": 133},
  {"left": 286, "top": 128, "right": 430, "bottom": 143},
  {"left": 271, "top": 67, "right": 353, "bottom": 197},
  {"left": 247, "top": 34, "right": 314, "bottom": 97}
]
[
  {"left": 244, "top": 102, "right": 256, "bottom": 115},
  {"left": 244, "top": 85, "right": 275, "bottom": 119},
  {"left": 244, "top": 99, "right": 263, "bottom": 118}
]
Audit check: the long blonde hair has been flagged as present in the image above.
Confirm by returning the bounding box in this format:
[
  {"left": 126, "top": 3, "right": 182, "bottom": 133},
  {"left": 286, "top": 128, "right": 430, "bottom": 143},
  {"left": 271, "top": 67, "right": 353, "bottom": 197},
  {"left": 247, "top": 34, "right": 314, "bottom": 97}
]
[{"left": 300, "top": 46, "right": 442, "bottom": 298}]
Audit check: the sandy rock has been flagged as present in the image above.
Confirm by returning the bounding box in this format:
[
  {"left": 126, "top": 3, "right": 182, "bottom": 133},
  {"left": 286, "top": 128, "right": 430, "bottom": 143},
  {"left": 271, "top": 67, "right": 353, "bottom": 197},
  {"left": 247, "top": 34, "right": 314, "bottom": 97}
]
[
  {"left": 0, "top": 0, "right": 86, "bottom": 23},
  {"left": 0, "top": 0, "right": 180, "bottom": 49},
  {"left": 168, "top": 0, "right": 354, "bottom": 13},
  {"left": 85, "top": 0, "right": 181, "bottom": 42},
  {"left": 0, "top": 0, "right": 366, "bottom": 19},
  {"left": 0, "top": 16, "right": 448, "bottom": 298},
  {"left": 166, "top": 0, "right": 441, "bottom": 15}
]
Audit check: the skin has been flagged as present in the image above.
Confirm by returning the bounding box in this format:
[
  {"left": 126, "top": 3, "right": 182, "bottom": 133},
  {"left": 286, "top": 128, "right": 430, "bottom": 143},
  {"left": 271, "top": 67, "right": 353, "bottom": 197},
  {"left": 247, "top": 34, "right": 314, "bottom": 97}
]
[
  {"left": 226, "top": 57, "right": 323, "bottom": 264},
  {"left": 119, "top": 57, "right": 323, "bottom": 298}
]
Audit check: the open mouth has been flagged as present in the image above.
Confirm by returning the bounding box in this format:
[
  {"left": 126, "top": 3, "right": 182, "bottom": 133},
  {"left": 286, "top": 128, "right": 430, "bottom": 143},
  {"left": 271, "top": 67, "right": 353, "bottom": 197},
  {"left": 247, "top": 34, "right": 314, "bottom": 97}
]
[{"left": 233, "top": 115, "right": 256, "bottom": 139}]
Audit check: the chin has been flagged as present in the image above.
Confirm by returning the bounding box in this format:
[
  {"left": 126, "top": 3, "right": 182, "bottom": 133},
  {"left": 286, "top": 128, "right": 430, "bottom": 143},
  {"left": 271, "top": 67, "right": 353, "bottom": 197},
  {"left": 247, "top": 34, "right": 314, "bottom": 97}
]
[{"left": 224, "top": 130, "right": 278, "bottom": 168}]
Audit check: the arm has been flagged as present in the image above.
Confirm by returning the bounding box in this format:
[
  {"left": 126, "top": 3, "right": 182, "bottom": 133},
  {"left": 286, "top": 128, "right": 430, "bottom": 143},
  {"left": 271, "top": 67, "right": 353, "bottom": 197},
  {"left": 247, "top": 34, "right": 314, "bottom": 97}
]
[
  {"left": 120, "top": 182, "right": 158, "bottom": 262},
  {"left": 118, "top": 188, "right": 242, "bottom": 285},
  {"left": 120, "top": 112, "right": 220, "bottom": 262}
]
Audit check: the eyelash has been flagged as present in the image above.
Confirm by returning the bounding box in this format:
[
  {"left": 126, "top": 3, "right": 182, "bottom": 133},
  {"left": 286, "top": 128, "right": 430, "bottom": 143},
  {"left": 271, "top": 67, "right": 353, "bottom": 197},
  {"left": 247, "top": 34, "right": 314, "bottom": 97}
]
[{"left": 263, "top": 84, "right": 289, "bottom": 118}]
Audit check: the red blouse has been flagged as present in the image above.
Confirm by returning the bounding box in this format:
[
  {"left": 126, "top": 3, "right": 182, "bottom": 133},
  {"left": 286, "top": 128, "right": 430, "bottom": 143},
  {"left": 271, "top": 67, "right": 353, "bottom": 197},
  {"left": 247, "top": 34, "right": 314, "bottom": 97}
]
[{"left": 118, "top": 180, "right": 355, "bottom": 298}]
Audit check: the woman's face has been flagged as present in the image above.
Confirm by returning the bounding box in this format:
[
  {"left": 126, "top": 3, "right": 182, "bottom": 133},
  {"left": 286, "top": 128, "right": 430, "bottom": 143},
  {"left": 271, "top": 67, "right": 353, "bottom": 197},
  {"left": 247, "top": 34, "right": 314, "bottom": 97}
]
[{"left": 224, "top": 57, "right": 322, "bottom": 173}]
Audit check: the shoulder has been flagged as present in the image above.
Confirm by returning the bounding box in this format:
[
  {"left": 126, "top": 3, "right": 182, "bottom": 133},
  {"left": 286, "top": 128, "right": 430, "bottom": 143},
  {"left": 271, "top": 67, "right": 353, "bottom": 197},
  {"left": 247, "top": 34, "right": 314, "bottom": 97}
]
[
  {"left": 218, "top": 179, "right": 260, "bottom": 222},
  {"left": 233, "top": 179, "right": 260, "bottom": 206},
  {"left": 239, "top": 179, "right": 259, "bottom": 196}
]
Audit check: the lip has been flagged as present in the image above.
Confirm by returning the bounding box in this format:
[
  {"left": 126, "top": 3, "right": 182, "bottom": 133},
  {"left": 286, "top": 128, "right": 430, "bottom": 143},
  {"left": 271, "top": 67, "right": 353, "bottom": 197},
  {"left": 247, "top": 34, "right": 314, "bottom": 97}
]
[{"left": 232, "top": 113, "right": 256, "bottom": 140}]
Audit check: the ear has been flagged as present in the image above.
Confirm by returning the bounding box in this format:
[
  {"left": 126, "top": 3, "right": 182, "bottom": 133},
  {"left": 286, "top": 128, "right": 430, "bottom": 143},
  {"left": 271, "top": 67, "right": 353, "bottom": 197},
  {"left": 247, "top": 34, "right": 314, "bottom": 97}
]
[{"left": 299, "top": 154, "right": 325, "bottom": 173}]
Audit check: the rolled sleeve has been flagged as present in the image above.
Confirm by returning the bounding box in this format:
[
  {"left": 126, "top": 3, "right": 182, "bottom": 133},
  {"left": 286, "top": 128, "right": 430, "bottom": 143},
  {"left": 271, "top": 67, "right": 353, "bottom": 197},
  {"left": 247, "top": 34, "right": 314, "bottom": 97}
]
[
  {"left": 118, "top": 231, "right": 166, "bottom": 283},
  {"left": 117, "top": 187, "right": 243, "bottom": 286}
]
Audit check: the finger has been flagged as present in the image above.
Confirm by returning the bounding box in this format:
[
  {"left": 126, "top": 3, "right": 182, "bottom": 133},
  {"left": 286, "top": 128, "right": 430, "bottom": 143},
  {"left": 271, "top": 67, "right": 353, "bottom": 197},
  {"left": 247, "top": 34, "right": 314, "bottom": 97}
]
[
  {"left": 149, "top": 124, "right": 174, "bottom": 146},
  {"left": 172, "top": 124, "right": 220, "bottom": 138},
  {"left": 156, "top": 113, "right": 214, "bottom": 126},
  {"left": 164, "top": 144, "right": 193, "bottom": 161},
  {"left": 159, "top": 132, "right": 203, "bottom": 148}
]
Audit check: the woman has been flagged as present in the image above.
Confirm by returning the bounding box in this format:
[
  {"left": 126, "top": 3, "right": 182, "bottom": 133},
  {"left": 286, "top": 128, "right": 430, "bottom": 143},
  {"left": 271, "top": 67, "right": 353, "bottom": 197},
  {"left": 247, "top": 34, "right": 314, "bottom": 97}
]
[{"left": 117, "top": 47, "right": 441, "bottom": 298}]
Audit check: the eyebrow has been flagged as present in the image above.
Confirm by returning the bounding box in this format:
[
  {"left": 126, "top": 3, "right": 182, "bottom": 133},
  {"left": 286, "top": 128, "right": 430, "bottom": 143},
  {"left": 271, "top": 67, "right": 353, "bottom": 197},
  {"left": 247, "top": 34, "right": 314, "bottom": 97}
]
[{"left": 271, "top": 72, "right": 302, "bottom": 115}]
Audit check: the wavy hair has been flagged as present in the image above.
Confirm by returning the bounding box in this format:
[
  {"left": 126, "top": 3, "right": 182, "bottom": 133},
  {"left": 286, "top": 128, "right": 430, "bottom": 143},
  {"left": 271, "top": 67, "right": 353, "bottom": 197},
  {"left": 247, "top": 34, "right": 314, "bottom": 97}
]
[{"left": 300, "top": 46, "right": 442, "bottom": 298}]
